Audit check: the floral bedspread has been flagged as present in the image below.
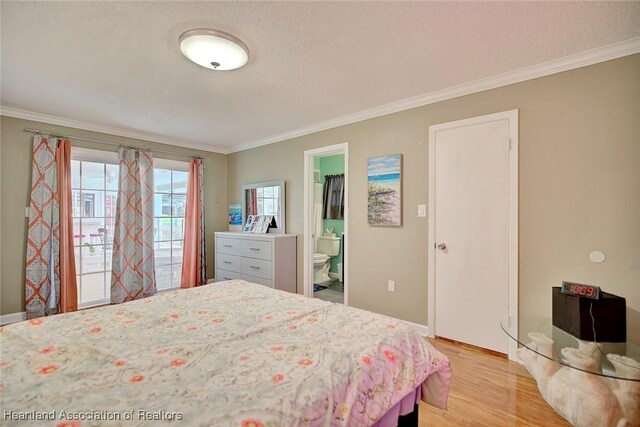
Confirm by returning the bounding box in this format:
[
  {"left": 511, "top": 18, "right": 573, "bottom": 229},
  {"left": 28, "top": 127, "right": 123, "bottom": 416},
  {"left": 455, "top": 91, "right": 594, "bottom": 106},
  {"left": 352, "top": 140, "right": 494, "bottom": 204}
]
[{"left": 0, "top": 280, "right": 451, "bottom": 426}]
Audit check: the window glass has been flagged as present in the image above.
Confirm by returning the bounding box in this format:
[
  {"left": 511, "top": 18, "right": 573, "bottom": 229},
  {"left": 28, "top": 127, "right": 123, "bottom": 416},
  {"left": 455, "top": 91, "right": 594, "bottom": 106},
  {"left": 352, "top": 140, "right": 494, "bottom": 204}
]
[
  {"left": 152, "top": 168, "right": 185, "bottom": 289},
  {"left": 156, "top": 218, "right": 172, "bottom": 241},
  {"left": 154, "top": 194, "right": 171, "bottom": 217},
  {"left": 172, "top": 171, "right": 188, "bottom": 194},
  {"left": 72, "top": 161, "right": 80, "bottom": 188},
  {"left": 72, "top": 150, "right": 188, "bottom": 306},
  {"left": 172, "top": 218, "right": 184, "bottom": 241},
  {"left": 81, "top": 162, "right": 105, "bottom": 190},
  {"left": 105, "top": 192, "right": 118, "bottom": 218},
  {"left": 156, "top": 265, "right": 172, "bottom": 291},
  {"left": 106, "top": 164, "right": 119, "bottom": 191},
  {"left": 172, "top": 194, "right": 186, "bottom": 217},
  {"left": 154, "top": 169, "right": 171, "bottom": 192}
]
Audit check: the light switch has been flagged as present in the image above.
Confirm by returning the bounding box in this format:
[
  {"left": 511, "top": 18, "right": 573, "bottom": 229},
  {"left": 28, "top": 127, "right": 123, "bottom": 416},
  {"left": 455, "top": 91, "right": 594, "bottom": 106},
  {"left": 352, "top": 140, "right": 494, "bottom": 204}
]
[
  {"left": 25, "top": 207, "right": 31, "bottom": 218},
  {"left": 418, "top": 204, "right": 426, "bottom": 217},
  {"left": 388, "top": 280, "right": 396, "bottom": 292}
]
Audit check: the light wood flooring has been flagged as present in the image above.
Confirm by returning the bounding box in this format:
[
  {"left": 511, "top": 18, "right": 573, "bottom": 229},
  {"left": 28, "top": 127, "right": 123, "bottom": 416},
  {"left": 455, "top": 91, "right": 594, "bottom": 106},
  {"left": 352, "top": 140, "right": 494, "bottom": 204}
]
[{"left": 420, "top": 338, "right": 570, "bottom": 426}]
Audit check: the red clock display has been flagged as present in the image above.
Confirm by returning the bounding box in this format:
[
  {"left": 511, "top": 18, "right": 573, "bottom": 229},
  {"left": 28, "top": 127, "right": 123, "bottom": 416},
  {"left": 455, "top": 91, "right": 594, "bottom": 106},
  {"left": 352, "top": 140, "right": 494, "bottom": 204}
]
[{"left": 561, "top": 281, "right": 601, "bottom": 300}]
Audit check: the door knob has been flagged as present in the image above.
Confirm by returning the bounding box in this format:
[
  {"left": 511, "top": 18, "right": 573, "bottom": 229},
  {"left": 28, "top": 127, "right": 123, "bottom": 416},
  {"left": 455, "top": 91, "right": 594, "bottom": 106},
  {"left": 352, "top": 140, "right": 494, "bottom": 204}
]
[{"left": 437, "top": 243, "right": 447, "bottom": 250}]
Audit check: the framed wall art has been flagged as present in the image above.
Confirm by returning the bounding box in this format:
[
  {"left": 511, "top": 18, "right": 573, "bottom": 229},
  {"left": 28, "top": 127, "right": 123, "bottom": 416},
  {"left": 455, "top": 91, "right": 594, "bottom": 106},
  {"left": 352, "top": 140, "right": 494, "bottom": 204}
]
[{"left": 367, "top": 154, "right": 402, "bottom": 226}]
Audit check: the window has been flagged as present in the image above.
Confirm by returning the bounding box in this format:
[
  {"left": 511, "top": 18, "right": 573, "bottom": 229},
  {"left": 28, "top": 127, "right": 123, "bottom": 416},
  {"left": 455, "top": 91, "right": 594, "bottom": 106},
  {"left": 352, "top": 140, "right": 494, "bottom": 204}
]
[
  {"left": 71, "top": 153, "right": 119, "bottom": 307},
  {"left": 153, "top": 168, "right": 188, "bottom": 290},
  {"left": 83, "top": 193, "right": 95, "bottom": 217},
  {"left": 256, "top": 185, "right": 279, "bottom": 217},
  {"left": 71, "top": 148, "right": 188, "bottom": 306}
]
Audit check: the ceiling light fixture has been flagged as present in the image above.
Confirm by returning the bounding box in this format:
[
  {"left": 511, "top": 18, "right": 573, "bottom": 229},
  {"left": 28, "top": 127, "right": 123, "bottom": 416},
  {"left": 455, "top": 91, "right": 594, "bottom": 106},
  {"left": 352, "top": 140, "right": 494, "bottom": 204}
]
[{"left": 178, "top": 29, "right": 249, "bottom": 71}]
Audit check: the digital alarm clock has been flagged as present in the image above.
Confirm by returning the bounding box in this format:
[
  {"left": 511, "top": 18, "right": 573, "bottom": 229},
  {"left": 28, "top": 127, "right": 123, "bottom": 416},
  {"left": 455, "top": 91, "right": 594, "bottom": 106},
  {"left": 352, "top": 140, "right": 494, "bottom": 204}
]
[
  {"left": 561, "top": 281, "right": 601, "bottom": 300},
  {"left": 552, "top": 284, "right": 625, "bottom": 342}
]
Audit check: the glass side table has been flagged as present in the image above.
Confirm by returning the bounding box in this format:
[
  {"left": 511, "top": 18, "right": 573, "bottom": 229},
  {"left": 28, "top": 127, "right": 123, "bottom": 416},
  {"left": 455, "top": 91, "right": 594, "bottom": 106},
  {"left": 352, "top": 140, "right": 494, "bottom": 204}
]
[
  {"left": 501, "top": 316, "right": 640, "bottom": 427},
  {"left": 501, "top": 316, "right": 640, "bottom": 381}
]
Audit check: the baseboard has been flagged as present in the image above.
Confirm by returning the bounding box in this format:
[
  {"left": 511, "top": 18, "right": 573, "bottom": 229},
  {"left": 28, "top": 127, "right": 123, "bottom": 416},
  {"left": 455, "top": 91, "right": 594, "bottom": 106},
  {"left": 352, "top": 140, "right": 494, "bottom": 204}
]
[
  {"left": 401, "top": 320, "right": 430, "bottom": 337},
  {"left": 0, "top": 311, "right": 26, "bottom": 325}
]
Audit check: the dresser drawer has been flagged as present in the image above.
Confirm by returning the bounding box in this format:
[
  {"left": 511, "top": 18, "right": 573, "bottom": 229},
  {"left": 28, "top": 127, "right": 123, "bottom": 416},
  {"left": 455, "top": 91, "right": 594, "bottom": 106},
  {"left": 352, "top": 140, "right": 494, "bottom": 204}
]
[
  {"left": 241, "top": 257, "right": 272, "bottom": 280},
  {"left": 239, "top": 239, "right": 272, "bottom": 260},
  {"left": 217, "top": 238, "right": 242, "bottom": 255},
  {"left": 215, "top": 268, "right": 242, "bottom": 282},
  {"left": 214, "top": 232, "right": 296, "bottom": 294},
  {"left": 242, "top": 273, "right": 273, "bottom": 288},
  {"left": 215, "top": 253, "right": 241, "bottom": 273}
]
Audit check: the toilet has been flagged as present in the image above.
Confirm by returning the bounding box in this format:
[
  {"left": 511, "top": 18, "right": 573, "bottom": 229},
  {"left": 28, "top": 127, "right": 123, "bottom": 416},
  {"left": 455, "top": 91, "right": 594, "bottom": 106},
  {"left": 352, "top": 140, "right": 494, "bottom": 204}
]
[{"left": 314, "top": 236, "right": 341, "bottom": 284}]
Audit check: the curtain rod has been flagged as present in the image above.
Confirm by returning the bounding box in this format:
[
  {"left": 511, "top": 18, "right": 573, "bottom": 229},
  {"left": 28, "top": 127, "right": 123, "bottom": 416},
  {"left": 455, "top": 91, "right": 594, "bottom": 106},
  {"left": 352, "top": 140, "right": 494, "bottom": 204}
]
[{"left": 24, "top": 128, "right": 204, "bottom": 160}]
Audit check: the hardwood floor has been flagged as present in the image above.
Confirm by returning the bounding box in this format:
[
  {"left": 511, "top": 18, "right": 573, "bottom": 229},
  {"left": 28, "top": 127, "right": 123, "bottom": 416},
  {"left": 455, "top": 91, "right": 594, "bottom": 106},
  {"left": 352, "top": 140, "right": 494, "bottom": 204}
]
[{"left": 420, "top": 338, "right": 570, "bottom": 426}]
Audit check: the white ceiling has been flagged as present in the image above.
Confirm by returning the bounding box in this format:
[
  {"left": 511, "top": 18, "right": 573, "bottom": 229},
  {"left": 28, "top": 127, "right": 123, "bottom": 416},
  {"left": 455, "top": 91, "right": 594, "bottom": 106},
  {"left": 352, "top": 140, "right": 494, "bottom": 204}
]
[{"left": 2, "top": 1, "right": 639, "bottom": 153}]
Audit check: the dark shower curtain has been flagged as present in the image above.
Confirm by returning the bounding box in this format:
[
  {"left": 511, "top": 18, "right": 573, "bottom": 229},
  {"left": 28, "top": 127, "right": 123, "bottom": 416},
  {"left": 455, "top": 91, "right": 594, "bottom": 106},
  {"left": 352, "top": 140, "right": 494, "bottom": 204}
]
[{"left": 323, "top": 174, "right": 344, "bottom": 220}]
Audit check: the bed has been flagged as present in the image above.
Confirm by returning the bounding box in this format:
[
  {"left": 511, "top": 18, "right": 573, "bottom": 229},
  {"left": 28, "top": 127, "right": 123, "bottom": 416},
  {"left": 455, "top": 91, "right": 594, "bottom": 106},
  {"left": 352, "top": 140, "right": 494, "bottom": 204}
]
[{"left": 0, "top": 280, "right": 451, "bottom": 426}]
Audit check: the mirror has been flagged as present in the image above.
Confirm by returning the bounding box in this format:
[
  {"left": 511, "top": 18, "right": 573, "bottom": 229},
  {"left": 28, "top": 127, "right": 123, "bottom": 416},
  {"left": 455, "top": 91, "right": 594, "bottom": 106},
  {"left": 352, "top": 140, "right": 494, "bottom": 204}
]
[{"left": 241, "top": 180, "right": 286, "bottom": 234}]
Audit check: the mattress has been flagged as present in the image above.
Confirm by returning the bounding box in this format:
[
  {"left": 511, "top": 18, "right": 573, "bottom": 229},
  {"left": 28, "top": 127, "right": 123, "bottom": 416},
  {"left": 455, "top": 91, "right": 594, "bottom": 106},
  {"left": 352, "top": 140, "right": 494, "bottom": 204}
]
[{"left": 0, "top": 280, "right": 451, "bottom": 426}]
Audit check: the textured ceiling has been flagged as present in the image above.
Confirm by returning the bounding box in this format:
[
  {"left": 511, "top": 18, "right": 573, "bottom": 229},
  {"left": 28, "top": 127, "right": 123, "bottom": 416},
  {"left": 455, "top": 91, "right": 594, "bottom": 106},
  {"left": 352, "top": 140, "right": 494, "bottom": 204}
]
[{"left": 2, "top": 1, "right": 639, "bottom": 152}]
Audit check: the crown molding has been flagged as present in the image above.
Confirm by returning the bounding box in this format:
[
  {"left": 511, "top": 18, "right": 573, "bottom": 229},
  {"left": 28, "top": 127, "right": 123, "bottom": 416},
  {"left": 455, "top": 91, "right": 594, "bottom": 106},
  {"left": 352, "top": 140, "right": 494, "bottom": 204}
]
[
  {"left": 228, "top": 37, "right": 640, "bottom": 153},
  {"left": 0, "top": 106, "right": 229, "bottom": 154},
  {"left": 2, "top": 37, "right": 638, "bottom": 155}
]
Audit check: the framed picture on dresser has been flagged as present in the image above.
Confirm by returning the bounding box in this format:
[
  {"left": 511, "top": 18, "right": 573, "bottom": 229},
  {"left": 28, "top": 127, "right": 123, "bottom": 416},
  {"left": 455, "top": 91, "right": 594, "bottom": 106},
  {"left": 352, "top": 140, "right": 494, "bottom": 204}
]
[
  {"left": 243, "top": 215, "right": 274, "bottom": 234},
  {"left": 243, "top": 215, "right": 256, "bottom": 232}
]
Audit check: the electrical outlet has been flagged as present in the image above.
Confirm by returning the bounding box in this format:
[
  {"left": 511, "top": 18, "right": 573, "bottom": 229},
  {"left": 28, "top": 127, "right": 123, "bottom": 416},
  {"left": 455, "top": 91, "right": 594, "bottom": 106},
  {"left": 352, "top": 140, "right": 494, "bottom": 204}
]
[
  {"left": 388, "top": 280, "right": 396, "bottom": 292},
  {"left": 418, "top": 204, "right": 426, "bottom": 217},
  {"left": 25, "top": 207, "right": 31, "bottom": 218}
]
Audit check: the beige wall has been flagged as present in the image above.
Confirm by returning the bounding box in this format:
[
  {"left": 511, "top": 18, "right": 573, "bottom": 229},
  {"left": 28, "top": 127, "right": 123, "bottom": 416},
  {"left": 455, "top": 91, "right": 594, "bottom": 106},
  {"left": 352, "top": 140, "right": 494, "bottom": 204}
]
[
  {"left": 1, "top": 55, "right": 638, "bottom": 342},
  {"left": 0, "top": 116, "right": 228, "bottom": 315},
  {"left": 228, "top": 54, "right": 640, "bottom": 341}
]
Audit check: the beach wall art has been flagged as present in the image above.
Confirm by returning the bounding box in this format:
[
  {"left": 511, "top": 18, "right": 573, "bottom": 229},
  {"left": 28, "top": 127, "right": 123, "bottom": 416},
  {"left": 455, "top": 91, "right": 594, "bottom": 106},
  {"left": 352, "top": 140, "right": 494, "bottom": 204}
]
[
  {"left": 229, "top": 203, "right": 242, "bottom": 231},
  {"left": 367, "top": 154, "right": 402, "bottom": 226}
]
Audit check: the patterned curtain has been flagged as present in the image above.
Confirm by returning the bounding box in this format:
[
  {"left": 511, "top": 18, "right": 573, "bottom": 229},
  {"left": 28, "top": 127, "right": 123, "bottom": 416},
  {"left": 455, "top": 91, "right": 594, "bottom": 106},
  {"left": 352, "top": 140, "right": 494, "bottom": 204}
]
[
  {"left": 180, "top": 158, "right": 207, "bottom": 288},
  {"left": 323, "top": 173, "right": 345, "bottom": 220},
  {"left": 25, "top": 136, "right": 77, "bottom": 319},
  {"left": 110, "top": 147, "right": 156, "bottom": 303}
]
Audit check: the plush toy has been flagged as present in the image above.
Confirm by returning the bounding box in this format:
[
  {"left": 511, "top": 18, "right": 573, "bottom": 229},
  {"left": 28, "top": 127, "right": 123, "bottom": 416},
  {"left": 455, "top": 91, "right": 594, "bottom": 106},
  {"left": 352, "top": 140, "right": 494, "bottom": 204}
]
[{"left": 517, "top": 333, "right": 640, "bottom": 427}]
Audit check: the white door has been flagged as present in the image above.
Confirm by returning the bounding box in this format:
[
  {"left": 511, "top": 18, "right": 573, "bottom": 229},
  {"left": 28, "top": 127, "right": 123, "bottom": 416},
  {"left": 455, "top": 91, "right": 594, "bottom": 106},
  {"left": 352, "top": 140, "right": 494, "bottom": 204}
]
[{"left": 429, "top": 111, "right": 517, "bottom": 354}]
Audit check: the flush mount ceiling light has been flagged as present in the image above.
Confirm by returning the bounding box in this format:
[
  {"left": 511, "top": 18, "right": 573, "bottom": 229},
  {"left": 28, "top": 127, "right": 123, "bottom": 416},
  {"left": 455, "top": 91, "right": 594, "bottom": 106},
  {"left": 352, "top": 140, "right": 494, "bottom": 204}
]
[{"left": 178, "top": 29, "right": 249, "bottom": 71}]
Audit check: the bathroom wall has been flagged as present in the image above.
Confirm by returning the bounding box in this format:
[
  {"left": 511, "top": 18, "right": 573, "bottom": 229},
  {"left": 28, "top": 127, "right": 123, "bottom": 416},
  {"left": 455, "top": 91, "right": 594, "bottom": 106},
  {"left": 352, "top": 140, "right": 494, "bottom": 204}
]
[{"left": 319, "top": 154, "right": 345, "bottom": 274}]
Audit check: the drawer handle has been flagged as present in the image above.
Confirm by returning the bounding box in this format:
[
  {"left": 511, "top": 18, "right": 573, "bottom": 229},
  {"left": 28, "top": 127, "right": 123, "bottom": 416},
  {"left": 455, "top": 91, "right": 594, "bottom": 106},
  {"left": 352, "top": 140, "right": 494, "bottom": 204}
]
[
  {"left": 223, "top": 277, "right": 231, "bottom": 280},
  {"left": 223, "top": 244, "right": 232, "bottom": 248},
  {"left": 223, "top": 261, "right": 232, "bottom": 264},
  {"left": 249, "top": 247, "right": 260, "bottom": 251},
  {"left": 250, "top": 265, "right": 260, "bottom": 270}
]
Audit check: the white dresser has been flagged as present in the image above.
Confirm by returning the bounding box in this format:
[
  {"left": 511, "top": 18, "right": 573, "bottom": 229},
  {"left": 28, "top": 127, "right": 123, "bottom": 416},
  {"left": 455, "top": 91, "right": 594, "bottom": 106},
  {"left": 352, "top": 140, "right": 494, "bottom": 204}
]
[{"left": 214, "top": 232, "right": 297, "bottom": 293}]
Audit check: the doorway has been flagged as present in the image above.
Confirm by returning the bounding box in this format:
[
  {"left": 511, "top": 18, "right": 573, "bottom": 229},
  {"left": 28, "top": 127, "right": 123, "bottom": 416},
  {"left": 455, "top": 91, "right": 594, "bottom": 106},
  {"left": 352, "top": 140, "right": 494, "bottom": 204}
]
[
  {"left": 304, "top": 143, "right": 348, "bottom": 305},
  {"left": 427, "top": 110, "right": 518, "bottom": 360}
]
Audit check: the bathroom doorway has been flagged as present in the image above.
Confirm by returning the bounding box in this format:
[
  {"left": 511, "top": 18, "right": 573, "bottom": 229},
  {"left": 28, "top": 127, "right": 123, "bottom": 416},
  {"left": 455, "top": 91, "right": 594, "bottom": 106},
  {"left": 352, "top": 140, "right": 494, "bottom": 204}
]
[{"left": 303, "top": 143, "right": 348, "bottom": 305}]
